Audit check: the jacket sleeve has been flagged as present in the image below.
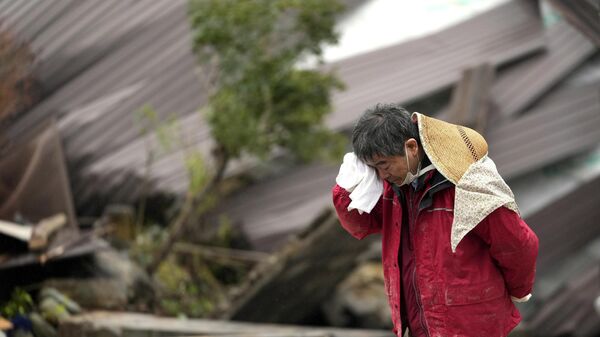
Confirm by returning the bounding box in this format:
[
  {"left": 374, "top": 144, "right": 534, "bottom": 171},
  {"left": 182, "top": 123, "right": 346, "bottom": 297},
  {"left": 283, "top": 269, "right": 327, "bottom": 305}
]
[
  {"left": 332, "top": 184, "right": 383, "bottom": 240},
  {"left": 472, "top": 206, "right": 539, "bottom": 298}
]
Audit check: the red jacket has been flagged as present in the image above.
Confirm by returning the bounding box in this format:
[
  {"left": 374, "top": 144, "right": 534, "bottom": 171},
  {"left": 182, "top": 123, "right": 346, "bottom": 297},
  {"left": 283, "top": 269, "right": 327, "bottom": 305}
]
[{"left": 332, "top": 170, "right": 539, "bottom": 337}]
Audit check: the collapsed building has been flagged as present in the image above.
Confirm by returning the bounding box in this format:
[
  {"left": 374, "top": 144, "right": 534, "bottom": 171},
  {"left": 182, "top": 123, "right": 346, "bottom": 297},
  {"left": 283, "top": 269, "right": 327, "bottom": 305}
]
[{"left": 0, "top": 0, "right": 599, "bottom": 336}]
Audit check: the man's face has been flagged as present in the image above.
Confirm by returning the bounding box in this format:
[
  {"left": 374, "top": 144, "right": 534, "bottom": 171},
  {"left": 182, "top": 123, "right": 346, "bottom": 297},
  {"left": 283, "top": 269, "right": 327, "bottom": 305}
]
[{"left": 365, "top": 138, "right": 420, "bottom": 185}]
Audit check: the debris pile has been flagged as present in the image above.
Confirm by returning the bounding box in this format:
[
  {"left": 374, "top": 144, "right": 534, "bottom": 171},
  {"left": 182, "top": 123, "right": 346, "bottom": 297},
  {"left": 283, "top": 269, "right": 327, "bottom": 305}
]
[{"left": 0, "top": 287, "right": 80, "bottom": 337}]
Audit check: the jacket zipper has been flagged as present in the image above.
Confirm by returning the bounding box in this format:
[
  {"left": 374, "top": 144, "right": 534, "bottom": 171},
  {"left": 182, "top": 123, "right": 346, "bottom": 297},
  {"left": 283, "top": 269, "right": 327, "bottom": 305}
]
[
  {"left": 409, "top": 179, "right": 448, "bottom": 337},
  {"left": 413, "top": 267, "right": 429, "bottom": 337}
]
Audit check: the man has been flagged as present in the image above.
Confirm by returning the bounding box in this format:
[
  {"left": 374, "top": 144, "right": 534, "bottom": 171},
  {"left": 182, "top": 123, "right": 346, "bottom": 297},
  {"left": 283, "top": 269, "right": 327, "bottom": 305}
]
[{"left": 332, "top": 104, "right": 539, "bottom": 337}]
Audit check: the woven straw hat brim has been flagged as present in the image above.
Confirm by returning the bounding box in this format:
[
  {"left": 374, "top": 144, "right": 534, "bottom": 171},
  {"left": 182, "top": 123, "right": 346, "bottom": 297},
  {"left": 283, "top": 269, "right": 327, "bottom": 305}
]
[{"left": 413, "top": 112, "right": 488, "bottom": 185}]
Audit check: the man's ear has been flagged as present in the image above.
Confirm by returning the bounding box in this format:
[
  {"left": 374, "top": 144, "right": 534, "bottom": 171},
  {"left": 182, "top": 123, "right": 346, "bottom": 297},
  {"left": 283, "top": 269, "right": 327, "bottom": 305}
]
[{"left": 405, "top": 138, "right": 419, "bottom": 156}]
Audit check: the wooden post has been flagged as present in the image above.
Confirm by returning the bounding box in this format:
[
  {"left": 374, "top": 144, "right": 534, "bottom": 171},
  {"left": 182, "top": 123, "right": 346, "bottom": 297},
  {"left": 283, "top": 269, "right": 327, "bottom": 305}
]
[{"left": 448, "top": 63, "right": 495, "bottom": 133}]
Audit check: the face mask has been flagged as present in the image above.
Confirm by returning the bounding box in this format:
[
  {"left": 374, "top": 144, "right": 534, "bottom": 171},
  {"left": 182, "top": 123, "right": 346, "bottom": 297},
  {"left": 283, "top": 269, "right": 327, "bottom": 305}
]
[{"left": 399, "top": 145, "right": 435, "bottom": 186}]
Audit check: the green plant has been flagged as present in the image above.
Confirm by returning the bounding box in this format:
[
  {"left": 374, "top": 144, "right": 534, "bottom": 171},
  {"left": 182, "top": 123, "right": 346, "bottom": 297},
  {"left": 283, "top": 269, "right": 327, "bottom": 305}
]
[
  {"left": 143, "top": 0, "right": 347, "bottom": 277},
  {"left": 0, "top": 288, "right": 33, "bottom": 318}
]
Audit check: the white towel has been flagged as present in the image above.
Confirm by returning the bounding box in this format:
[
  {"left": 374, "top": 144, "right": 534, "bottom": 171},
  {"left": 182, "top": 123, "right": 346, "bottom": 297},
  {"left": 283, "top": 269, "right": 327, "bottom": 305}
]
[
  {"left": 336, "top": 152, "right": 383, "bottom": 214},
  {"left": 511, "top": 294, "right": 532, "bottom": 303}
]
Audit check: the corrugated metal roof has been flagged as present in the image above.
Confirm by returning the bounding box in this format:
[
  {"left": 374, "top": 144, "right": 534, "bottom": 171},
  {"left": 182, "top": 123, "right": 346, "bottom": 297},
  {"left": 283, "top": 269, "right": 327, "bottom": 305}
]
[
  {"left": 546, "top": 0, "right": 600, "bottom": 47},
  {"left": 523, "top": 172, "right": 600, "bottom": 335},
  {"left": 216, "top": 162, "right": 338, "bottom": 251},
  {"left": 3, "top": 0, "right": 208, "bottom": 204},
  {"left": 525, "top": 174, "right": 600, "bottom": 275},
  {"left": 529, "top": 264, "right": 600, "bottom": 337},
  {"left": 1, "top": 0, "right": 548, "bottom": 208},
  {"left": 7, "top": 1, "right": 193, "bottom": 143},
  {"left": 101, "top": 0, "right": 540, "bottom": 200},
  {"left": 3, "top": 0, "right": 595, "bottom": 225},
  {"left": 509, "top": 144, "right": 600, "bottom": 218},
  {"left": 490, "top": 20, "right": 596, "bottom": 119},
  {"left": 488, "top": 82, "right": 600, "bottom": 179}
]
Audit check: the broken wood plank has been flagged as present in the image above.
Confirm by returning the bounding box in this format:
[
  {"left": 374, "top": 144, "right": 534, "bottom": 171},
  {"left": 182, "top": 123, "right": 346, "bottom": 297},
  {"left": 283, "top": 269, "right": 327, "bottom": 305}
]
[
  {"left": 29, "top": 213, "right": 67, "bottom": 250},
  {"left": 58, "top": 311, "right": 394, "bottom": 337},
  {"left": 0, "top": 213, "right": 67, "bottom": 251},
  {"left": 447, "top": 63, "right": 495, "bottom": 133},
  {"left": 220, "top": 210, "right": 375, "bottom": 325},
  {"left": 174, "top": 242, "right": 269, "bottom": 264},
  {"left": 0, "top": 219, "right": 32, "bottom": 242}
]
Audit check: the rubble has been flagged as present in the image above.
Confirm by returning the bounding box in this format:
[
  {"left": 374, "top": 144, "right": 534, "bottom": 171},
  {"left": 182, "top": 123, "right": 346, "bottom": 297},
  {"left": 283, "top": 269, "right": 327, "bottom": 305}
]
[
  {"left": 0, "top": 122, "right": 103, "bottom": 272},
  {"left": 41, "top": 249, "right": 155, "bottom": 312},
  {"left": 221, "top": 211, "right": 375, "bottom": 324},
  {"left": 323, "top": 263, "right": 390, "bottom": 329},
  {"left": 0, "top": 287, "right": 76, "bottom": 337}
]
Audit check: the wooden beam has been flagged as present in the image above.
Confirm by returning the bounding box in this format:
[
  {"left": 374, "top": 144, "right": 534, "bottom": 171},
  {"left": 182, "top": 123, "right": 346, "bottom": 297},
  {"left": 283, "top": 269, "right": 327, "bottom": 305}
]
[
  {"left": 0, "top": 219, "right": 32, "bottom": 242},
  {"left": 173, "top": 242, "right": 269, "bottom": 264},
  {"left": 448, "top": 63, "right": 495, "bottom": 133}
]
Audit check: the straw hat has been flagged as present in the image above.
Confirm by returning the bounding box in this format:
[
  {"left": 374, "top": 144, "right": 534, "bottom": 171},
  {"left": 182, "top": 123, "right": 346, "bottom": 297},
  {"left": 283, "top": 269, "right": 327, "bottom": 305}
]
[{"left": 412, "top": 112, "right": 488, "bottom": 185}]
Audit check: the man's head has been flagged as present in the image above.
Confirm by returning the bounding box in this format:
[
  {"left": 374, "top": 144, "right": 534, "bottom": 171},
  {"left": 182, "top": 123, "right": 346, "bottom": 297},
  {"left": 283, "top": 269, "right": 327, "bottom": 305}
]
[{"left": 352, "top": 103, "right": 422, "bottom": 185}]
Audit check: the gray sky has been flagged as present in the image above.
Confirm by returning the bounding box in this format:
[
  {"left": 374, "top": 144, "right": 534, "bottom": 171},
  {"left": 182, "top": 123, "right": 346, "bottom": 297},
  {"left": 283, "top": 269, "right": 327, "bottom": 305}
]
[{"left": 324, "top": 0, "right": 510, "bottom": 62}]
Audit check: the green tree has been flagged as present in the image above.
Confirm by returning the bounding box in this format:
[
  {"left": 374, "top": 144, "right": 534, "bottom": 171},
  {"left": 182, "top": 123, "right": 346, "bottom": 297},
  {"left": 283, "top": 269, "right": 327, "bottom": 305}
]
[{"left": 147, "top": 0, "right": 345, "bottom": 274}]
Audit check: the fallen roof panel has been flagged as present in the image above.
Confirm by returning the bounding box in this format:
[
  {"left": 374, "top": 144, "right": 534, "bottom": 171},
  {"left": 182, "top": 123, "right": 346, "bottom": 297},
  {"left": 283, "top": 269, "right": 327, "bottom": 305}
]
[
  {"left": 524, "top": 174, "right": 600, "bottom": 275},
  {"left": 546, "top": 0, "right": 600, "bottom": 47},
  {"left": 490, "top": 20, "right": 596, "bottom": 119},
  {"left": 488, "top": 82, "right": 600, "bottom": 179},
  {"left": 527, "top": 264, "right": 600, "bottom": 337},
  {"left": 215, "top": 162, "right": 339, "bottom": 251}
]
